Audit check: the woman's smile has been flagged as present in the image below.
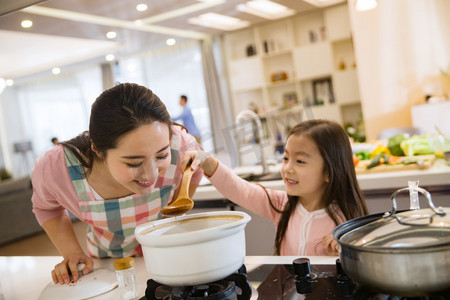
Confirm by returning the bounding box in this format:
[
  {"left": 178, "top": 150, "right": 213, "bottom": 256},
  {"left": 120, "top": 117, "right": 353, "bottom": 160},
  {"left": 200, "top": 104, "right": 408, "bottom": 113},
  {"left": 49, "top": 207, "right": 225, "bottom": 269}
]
[{"left": 134, "top": 179, "right": 156, "bottom": 188}]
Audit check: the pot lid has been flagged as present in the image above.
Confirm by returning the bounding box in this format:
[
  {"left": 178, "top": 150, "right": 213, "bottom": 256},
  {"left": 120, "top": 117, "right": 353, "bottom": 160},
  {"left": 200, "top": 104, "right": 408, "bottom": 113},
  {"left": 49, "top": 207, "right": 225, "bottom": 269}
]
[
  {"left": 38, "top": 269, "right": 117, "bottom": 300},
  {"left": 339, "top": 187, "right": 450, "bottom": 249}
]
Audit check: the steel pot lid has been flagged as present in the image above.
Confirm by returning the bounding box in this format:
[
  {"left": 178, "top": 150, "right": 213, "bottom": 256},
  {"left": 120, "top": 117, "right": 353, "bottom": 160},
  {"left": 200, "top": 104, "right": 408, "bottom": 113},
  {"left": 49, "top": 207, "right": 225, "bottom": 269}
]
[{"left": 339, "top": 187, "right": 450, "bottom": 249}]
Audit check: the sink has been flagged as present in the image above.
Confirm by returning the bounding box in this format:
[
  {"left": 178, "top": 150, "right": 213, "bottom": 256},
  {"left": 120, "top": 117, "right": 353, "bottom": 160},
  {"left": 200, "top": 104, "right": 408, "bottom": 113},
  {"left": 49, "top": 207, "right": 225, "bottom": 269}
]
[{"left": 238, "top": 172, "right": 282, "bottom": 182}]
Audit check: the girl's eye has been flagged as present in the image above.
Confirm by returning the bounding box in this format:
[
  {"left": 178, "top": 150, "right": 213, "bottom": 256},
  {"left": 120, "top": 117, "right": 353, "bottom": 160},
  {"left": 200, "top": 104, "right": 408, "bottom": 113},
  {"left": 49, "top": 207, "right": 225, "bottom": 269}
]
[
  {"left": 296, "top": 160, "right": 306, "bottom": 164},
  {"left": 126, "top": 162, "right": 142, "bottom": 168},
  {"left": 157, "top": 153, "right": 169, "bottom": 160},
  {"left": 282, "top": 156, "right": 288, "bottom": 161}
]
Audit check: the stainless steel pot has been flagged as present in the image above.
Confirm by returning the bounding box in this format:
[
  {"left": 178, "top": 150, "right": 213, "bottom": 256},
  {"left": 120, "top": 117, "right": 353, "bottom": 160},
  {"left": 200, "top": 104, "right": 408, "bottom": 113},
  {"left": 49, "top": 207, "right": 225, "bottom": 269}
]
[{"left": 333, "top": 187, "right": 450, "bottom": 296}]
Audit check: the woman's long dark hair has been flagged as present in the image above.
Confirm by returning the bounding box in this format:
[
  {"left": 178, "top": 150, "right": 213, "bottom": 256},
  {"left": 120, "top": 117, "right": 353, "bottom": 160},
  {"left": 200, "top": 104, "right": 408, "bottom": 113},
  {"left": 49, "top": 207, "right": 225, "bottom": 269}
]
[
  {"left": 269, "top": 119, "right": 368, "bottom": 255},
  {"left": 62, "top": 83, "right": 172, "bottom": 174}
]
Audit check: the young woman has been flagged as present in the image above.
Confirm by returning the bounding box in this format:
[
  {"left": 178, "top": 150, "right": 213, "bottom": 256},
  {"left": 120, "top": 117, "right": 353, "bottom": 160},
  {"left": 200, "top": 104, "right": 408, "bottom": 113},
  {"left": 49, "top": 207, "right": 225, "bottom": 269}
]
[
  {"left": 31, "top": 83, "right": 203, "bottom": 284},
  {"left": 183, "top": 119, "right": 368, "bottom": 256}
]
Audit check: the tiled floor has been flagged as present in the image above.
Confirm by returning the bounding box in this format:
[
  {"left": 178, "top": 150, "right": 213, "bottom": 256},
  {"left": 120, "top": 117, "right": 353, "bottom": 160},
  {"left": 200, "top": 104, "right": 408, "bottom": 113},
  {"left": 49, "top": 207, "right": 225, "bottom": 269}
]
[{"left": 0, "top": 221, "right": 88, "bottom": 256}]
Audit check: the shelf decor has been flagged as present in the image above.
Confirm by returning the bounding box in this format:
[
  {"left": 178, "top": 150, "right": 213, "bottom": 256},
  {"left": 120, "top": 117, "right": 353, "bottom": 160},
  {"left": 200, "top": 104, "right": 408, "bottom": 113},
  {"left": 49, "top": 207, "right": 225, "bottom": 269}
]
[{"left": 313, "top": 77, "right": 334, "bottom": 105}]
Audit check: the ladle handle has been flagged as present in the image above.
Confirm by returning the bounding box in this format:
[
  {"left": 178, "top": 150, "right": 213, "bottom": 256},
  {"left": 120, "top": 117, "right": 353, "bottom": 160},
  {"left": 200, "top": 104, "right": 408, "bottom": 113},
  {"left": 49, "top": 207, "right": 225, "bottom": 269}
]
[{"left": 177, "top": 163, "right": 195, "bottom": 199}]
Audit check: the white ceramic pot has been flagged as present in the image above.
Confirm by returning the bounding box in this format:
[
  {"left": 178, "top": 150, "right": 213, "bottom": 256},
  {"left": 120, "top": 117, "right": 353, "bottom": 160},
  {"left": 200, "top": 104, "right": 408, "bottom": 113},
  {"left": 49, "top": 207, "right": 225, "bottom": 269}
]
[{"left": 135, "top": 211, "right": 251, "bottom": 286}]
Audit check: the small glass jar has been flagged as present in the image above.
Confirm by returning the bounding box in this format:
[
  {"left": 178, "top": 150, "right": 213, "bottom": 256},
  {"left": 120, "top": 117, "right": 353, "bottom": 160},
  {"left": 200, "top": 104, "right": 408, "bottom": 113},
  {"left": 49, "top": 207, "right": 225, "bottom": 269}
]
[{"left": 114, "top": 257, "right": 137, "bottom": 300}]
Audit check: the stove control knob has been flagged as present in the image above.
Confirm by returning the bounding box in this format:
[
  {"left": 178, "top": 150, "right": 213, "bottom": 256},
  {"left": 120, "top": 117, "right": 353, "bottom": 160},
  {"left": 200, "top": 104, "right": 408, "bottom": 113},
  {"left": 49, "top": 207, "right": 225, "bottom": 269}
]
[{"left": 293, "top": 257, "right": 311, "bottom": 277}]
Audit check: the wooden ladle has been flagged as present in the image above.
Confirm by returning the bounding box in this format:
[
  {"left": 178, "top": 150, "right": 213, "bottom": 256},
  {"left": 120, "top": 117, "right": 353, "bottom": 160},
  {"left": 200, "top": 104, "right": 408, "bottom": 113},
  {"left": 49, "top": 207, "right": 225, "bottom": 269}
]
[{"left": 160, "top": 159, "right": 195, "bottom": 216}]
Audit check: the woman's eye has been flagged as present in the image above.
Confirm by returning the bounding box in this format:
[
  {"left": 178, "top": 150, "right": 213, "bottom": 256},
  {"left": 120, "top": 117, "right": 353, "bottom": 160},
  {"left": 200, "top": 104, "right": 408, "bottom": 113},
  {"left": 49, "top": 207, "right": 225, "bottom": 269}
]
[
  {"left": 126, "top": 162, "right": 142, "bottom": 168},
  {"left": 157, "top": 153, "right": 169, "bottom": 160}
]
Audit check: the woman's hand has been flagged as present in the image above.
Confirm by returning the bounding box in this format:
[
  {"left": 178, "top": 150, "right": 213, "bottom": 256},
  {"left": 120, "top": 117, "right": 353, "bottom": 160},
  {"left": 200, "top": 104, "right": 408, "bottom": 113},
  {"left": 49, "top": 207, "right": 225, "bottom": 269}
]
[
  {"left": 180, "top": 150, "right": 219, "bottom": 178},
  {"left": 322, "top": 234, "right": 339, "bottom": 256},
  {"left": 51, "top": 253, "right": 94, "bottom": 284}
]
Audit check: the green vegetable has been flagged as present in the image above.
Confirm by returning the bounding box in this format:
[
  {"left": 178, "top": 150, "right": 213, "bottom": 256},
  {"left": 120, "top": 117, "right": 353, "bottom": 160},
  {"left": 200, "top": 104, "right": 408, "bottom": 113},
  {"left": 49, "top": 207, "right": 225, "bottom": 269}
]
[
  {"left": 355, "top": 151, "right": 371, "bottom": 160},
  {"left": 400, "top": 135, "right": 434, "bottom": 156},
  {"left": 387, "top": 133, "right": 407, "bottom": 156},
  {"left": 366, "top": 153, "right": 389, "bottom": 169}
]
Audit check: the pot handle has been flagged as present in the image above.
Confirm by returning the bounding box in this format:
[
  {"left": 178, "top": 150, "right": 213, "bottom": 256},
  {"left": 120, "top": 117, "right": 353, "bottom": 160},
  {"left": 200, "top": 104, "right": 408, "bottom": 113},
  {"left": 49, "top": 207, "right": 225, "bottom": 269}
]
[{"left": 385, "top": 187, "right": 446, "bottom": 226}]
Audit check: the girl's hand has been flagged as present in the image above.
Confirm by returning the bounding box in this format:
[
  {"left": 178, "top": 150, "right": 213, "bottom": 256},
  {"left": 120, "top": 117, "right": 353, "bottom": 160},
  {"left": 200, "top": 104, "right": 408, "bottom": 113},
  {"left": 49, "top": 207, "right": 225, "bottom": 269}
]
[
  {"left": 180, "top": 150, "right": 218, "bottom": 177},
  {"left": 51, "top": 253, "right": 94, "bottom": 284},
  {"left": 322, "top": 234, "right": 339, "bottom": 256}
]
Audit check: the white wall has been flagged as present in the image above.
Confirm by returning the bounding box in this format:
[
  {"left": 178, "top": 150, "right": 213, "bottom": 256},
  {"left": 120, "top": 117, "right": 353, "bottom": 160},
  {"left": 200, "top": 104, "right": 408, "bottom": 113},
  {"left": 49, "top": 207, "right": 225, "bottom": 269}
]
[{"left": 349, "top": 0, "right": 450, "bottom": 140}]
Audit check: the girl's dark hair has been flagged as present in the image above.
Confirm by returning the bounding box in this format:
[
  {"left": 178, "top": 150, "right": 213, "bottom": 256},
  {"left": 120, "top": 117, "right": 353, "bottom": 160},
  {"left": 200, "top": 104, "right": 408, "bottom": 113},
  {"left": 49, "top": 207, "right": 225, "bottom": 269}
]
[
  {"left": 270, "top": 119, "right": 368, "bottom": 255},
  {"left": 62, "top": 83, "right": 172, "bottom": 173}
]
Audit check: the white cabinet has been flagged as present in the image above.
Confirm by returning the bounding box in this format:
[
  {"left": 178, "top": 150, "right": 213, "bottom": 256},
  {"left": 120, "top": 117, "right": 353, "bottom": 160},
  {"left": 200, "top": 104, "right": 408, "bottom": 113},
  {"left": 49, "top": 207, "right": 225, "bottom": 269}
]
[{"left": 223, "top": 3, "right": 363, "bottom": 147}]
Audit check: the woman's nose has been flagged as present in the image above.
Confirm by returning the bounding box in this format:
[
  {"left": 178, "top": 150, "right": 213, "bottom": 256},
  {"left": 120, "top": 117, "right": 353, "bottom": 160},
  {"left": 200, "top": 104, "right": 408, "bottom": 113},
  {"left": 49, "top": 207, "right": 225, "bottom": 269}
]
[{"left": 140, "top": 162, "right": 158, "bottom": 180}]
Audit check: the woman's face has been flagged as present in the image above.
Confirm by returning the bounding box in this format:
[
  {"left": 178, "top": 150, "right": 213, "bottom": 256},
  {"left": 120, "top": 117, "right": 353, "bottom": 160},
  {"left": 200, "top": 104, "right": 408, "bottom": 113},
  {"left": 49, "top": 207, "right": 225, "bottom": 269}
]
[
  {"left": 104, "top": 122, "right": 171, "bottom": 195},
  {"left": 280, "top": 133, "right": 328, "bottom": 203}
]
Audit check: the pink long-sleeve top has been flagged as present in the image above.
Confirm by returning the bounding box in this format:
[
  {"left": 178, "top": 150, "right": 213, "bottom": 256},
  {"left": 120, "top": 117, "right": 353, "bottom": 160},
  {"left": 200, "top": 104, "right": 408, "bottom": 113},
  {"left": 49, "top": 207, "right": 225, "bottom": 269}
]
[{"left": 208, "top": 162, "right": 345, "bottom": 256}]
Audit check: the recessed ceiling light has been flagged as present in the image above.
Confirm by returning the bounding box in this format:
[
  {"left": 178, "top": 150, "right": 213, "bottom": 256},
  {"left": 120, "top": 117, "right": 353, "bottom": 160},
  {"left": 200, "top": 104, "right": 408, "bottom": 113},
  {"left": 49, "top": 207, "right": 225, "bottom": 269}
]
[
  {"left": 21, "top": 20, "right": 33, "bottom": 28},
  {"left": 134, "top": 19, "right": 144, "bottom": 26},
  {"left": 236, "top": 1, "right": 295, "bottom": 20},
  {"left": 105, "top": 54, "right": 115, "bottom": 62},
  {"left": 188, "top": 13, "right": 250, "bottom": 31},
  {"left": 52, "top": 67, "right": 61, "bottom": 75},
  {"left": 166, "top": 38, "right": 176, "bottom": 46},
  {"left": 355, "top": 0, "right": 377, "bottom": 11},
  {"left": 302, "top": 0, "right": 345, "bottom": 7},
  {"left": 136, "top": 4, "right": 148, "bottom": 12},
  {"left": 106, "top": 31, "right": 117, "bottom": 39},
  {"left": 6, "top": 79, "right": 14, "bottom": 86}
]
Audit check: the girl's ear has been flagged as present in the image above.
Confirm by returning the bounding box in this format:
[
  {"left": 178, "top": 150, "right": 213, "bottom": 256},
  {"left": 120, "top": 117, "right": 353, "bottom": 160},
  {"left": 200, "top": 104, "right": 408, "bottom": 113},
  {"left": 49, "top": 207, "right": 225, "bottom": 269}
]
[{"left": 324, "top": 172, "right": 329, "bottom": 183}]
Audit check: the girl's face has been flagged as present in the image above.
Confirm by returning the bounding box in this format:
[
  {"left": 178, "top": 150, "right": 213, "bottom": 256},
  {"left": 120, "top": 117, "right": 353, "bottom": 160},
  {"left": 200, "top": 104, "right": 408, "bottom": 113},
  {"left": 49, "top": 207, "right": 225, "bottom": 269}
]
[
  {"left": 280, "top": 133, "right": 328, "bottom": 204},
  {"left": 103, "top": 122, "right": 171, "bottom": 195}
]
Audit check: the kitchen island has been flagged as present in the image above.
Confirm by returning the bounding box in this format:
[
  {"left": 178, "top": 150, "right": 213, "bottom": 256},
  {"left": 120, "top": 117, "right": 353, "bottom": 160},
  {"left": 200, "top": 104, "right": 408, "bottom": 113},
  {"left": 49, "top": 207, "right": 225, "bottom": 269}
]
[
  {"left": 191, "top": 159, "right": 450, "bottom": 255},
  {"left": 0, "top": 255, "right": 338, "bottom": 299},
  {"left": 193, "top": 159, "right": 450, "bottom": 211}
]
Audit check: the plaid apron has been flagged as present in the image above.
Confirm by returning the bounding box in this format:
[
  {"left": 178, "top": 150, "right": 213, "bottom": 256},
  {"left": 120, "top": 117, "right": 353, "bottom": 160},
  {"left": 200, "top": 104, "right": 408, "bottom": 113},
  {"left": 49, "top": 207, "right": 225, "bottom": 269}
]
[{"left": 64, "top": 135, "right": 182, "bottom": 258}]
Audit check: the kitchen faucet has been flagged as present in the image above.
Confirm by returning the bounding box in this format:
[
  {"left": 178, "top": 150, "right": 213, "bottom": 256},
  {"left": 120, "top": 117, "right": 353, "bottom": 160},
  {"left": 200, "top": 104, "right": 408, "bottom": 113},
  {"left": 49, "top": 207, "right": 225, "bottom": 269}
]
[{"left": 235, "top": 109, "right": 268, "bottom": 174}]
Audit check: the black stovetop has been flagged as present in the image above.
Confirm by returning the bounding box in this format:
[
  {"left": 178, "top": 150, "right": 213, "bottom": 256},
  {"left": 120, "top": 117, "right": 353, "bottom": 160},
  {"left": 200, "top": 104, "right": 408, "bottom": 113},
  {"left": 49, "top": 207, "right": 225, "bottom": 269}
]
[{"left": 140, "top": 259, "right": 450, "bottom": 300}]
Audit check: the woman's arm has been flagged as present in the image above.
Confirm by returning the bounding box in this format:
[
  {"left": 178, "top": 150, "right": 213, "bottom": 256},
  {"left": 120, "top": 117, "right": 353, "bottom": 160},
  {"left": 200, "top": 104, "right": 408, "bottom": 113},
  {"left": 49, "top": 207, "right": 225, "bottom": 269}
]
[{"left": 42, "top": 216, "right": 93, "bottom": 284}]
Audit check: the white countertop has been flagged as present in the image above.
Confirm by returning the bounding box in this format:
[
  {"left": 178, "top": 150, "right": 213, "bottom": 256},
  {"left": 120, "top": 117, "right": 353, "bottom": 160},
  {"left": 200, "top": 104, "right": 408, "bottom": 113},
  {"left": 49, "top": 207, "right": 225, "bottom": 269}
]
[
  {"left": 193, "top": 160, "right": 450, "bottom": 201},
  {"left": 0, "top": 255, "right": 337, "bottom": 299}
]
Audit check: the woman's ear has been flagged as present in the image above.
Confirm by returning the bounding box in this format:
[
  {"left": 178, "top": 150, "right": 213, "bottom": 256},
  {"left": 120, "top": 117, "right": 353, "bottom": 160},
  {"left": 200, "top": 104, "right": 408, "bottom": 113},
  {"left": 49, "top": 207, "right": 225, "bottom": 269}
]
[{"left": 91, "top": 143, "right": 102, "bottom": 159}]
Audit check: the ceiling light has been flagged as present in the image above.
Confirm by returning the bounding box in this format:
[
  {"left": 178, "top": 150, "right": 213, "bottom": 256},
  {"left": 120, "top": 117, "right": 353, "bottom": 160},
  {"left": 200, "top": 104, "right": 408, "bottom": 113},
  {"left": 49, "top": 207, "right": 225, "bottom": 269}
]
[
  {"left": 188, "top": 13, "right": 250, "bottom": 31},
  {"left": 106, "top": 31, "right": 117, "bottom": 39},
  {"left": 136, "top": 4, "right": 148, "bottom": 12},
  {"left": 21, "top": 20, "right": 33, "bottom": 28},
  {"left": 52, "top": 67, "right": 61, "bottom": 75},
  {"left": 236, "top": 1, "right": 295, "bottom": 20},
  {"left": 302, "top": 0, "right": 345, "bottom": 7},
  {"left": 355, "top": 0, "right": 377, "bottom": 11},
  {"left": 105, "top": 54, "right": 115, "bottom": 62},
  {"left": 134, "top": 19, "right": 144, "bottom": 26},
  {"left": 6, "top": 79, "right": 14, "bottom": 86},
  {"left": 166, "top": 38, "right": 176, "bottom": 46}
]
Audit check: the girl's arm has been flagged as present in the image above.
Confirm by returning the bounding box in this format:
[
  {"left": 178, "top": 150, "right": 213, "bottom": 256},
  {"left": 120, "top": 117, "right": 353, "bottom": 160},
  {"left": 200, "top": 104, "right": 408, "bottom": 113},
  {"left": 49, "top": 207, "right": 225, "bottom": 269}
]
[
  {"left": 42, "top": 216, "right": 93, "bottom": 284},
  {"left": 182, "top": 152, "right": 285, "bottom": 221}
]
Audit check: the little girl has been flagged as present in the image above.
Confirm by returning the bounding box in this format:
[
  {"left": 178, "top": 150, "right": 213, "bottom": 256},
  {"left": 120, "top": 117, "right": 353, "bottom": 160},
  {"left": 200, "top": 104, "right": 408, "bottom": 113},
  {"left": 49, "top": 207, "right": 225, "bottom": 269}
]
[{"left": 184, "top": 119, "right": 368, "bottom": 256}]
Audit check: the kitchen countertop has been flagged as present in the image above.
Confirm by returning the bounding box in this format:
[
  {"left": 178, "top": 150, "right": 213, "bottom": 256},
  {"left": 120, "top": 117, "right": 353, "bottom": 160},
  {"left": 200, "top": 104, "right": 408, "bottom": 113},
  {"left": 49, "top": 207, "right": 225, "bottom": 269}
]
[
  {"left": 0, "top": 255, "right": 337, "bottom": 299},
  {"left": 193, "top": 159, "right": 450, "bottom": 201}
]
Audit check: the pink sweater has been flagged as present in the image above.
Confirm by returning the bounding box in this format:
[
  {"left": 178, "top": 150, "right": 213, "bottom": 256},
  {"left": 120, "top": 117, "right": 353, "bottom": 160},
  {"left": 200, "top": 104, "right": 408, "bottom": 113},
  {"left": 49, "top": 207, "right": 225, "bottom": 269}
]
[{"left": 209, "top": 163, "right": 345, "bottom": 256}]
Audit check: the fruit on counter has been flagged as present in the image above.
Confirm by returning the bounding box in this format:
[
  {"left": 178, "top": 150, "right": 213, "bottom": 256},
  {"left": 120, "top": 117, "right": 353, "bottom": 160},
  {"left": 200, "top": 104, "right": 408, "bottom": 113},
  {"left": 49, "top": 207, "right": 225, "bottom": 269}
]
[
  {"left": 387, "top": 133, "right": 407, "bottom": 156},
  {"left": 370, "top": 146, "right": 391, "bottom": 158},
  {"left": 400, "top": 135, "right": 434, "bottom": 157},
  {"left": 353, "top": 155, "right": 360, "bottom": 166}
]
